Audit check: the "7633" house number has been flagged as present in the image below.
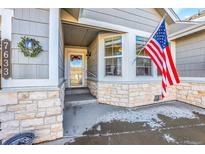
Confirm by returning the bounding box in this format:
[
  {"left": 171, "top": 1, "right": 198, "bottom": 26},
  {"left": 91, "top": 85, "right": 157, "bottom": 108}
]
[{"left": 2, "top": 39, "right": 11, "bottom": 79}]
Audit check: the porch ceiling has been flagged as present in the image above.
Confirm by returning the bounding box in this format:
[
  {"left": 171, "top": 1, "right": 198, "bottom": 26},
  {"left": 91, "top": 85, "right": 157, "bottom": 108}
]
[
  {"left": 62, "top": 22, "right": 124, "bottom": 47},
  {"left": 63, "top": 23, "right": 102, "bottom": 47}
]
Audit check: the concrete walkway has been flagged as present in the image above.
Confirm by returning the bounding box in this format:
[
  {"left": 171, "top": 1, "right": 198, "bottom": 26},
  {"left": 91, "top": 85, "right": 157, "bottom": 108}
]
[{"left": 44, "top": 101, "right": 205, "bottom": 145}]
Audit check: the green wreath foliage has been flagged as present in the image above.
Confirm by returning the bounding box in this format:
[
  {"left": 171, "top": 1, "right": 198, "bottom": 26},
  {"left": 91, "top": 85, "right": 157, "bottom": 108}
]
[{"left": 18, "top": 36, "right": 43, "bottom": 57}]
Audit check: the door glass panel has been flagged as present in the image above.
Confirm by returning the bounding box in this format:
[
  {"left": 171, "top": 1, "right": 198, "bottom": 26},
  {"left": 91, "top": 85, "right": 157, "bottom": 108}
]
[{"left": 70, "top": 55, "right": 83, "bottom": 87}]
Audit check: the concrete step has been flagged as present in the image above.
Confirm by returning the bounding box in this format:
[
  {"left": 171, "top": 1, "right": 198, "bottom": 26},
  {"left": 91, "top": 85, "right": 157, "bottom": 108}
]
[
  {"left": 64, "top": 93, "right": 97, "bottom": 108},
  {"left": 65, "top": 99, "right": 97, "bottom": 108},
  {"left": 65, "top": 87, "right": 90, "bottom": 95}
]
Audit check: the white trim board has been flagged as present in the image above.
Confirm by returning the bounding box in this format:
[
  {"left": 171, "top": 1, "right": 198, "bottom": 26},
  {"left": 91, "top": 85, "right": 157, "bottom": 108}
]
[
  {"left": 164, "top": 8, "right": 180, "bottom": 22},
  {"left": 0, "top": 9, "right": 13, "bottom": 42}
]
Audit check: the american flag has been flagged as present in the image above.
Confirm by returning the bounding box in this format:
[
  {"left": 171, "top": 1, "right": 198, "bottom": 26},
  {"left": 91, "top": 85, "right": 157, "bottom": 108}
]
[{"left": 144, "top": 19, "right": 180, "bottom": 98}]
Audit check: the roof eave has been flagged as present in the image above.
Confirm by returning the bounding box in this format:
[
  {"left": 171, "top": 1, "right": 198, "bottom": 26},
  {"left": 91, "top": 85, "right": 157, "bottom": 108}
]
[
  {"left": 63, "top": 8, "right": 81, "bottom": 21},
  {"left": 164, "top": 8, "right": 181, "bottom": 23},
  {"left": 169, "top": 23, "right": 205, "bottom": 40}
]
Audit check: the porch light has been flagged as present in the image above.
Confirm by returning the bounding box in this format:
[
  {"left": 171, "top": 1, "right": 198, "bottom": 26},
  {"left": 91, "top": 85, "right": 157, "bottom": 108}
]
[{"left": 86, "top": 50, "right": 91, "bottom": 57}]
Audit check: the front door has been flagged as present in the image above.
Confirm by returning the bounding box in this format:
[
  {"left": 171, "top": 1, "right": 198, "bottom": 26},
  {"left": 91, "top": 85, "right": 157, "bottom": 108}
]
[{"left": 69, "top": 53, "right": 84, "bottom": 87}]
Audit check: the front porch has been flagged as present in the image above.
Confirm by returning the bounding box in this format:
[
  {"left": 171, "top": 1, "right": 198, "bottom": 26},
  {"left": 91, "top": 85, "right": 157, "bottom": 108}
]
[{"left": 1, "top": 8, "right": 205, "bottom": 145}]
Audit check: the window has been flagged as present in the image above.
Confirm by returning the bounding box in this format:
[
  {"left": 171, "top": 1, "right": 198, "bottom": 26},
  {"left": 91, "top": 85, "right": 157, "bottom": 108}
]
[
  {"left": 136, "top": 36, "right": 152, "bottom": 76},
  {"left": 104, "top": 36, "right": 122, "bottom": 76}
]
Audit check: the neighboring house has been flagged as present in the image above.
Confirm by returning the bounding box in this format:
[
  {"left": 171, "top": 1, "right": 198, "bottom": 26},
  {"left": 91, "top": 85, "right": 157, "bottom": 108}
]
[
  {"left": 0, "top": 8, "right": 205, "bottom": 144},
  {"left": 186, "top": 10, "right": 205, "bottom": 21}
]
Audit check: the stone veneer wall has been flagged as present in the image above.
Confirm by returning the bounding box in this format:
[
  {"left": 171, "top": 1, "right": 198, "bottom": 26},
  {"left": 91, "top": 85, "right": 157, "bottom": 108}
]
[
  {"left": 87, "top": 80, "right": 176, "bottom": 107},
  {"left": 88, "top": 80, "right": 205, "bottom": 108},
  {"left": 87, "top": 80, "right": 98, "bottom": 98},
  {"left": 0, "top": 84, "right": 65, "bottom": 144},
  {"left": 97, "top": 82, "right": 176, "bottom": 107},
  {"left": 176, "top": 81, "right": 205, "bottom": 108}
]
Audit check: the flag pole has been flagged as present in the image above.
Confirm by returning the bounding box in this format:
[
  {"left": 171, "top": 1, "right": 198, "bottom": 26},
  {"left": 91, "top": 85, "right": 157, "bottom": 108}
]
[{"left": 133, "top": 14, "right": 167, "bottom": 63}]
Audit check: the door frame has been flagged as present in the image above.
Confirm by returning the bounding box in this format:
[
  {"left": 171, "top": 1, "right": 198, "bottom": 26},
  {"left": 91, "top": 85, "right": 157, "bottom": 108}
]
[{"left": 65, "top": 47, "right": 87, "bottom": 88}]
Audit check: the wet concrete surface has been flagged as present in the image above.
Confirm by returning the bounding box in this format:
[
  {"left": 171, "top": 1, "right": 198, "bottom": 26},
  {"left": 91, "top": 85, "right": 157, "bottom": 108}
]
[{"left": 44, "top": 101, "right": 205, "bottom": 145}]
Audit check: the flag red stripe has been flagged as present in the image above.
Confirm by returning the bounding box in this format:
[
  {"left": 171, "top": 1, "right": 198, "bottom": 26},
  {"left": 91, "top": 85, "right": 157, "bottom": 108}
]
[
  {"left": 162, "top": 80, "right": 166, "bottom": 91},
  {"left": 165, "top": 46, "right": 180, "bottom": 83},
  {"left": 149, "top": 41, "right": 164, "bottom": 62},
  {"left": 166, "top": 65, "right": 174, "bottom": 85},
  {"left": 150, "top": 40, "right": 164, "bottom": 59},
  {"left": 150, "top": 39, "right": 167, "bottom": 75},
  {"left": 145, "top": 45, "right": 163, "bottom": 73},
  {"left": 147, "top": 44, "right": 163, "bottom": 66}
]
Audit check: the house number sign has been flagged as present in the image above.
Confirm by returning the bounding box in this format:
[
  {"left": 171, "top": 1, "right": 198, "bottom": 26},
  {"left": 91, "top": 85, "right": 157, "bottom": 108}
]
[{"left": 2, "top": 39, "right": 11, "bottom": 79}]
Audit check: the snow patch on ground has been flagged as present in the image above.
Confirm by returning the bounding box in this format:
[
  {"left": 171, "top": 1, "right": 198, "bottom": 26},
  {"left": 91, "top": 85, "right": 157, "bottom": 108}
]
[
  {"left": 163, "top": 134, "right": 177, "bottom": 144},
  {"left": 64, "top": 102, "right": 205, "bottom": 138},
  {"left": 65, "top": 138, "right": 76, "bottom": 144},
  {"left": 97, "top": 104, "right": 205, "bottom": 128},
  {"left": 183, "top": 140, "right": 202, "bottom": 145}
]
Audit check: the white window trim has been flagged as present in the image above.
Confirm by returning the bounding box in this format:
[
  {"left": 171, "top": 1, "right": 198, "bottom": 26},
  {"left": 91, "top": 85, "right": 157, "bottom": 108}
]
[
  {"left": 1, "top": 8, "right": 60, "bottom": 89},
  {"left": 98, "top": 33, "right": 125, "bottom": 82},
  {"left": 104, "top": 35, "right": 123, "bottom": 77},
  {"left": 104, "top": 55, "right": 122, "bottom": 59},
  {"left": 98, "top": 32, "right": 161, "bottom": 82}
]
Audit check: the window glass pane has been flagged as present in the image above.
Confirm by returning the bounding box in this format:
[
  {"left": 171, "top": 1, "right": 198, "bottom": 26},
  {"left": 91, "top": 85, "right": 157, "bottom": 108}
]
[
  {"left": 136, "top": 36, "right": 148, "bottom": 56},
  {"left": 112, "top": 36, "right": 122, "bottom": 56},
  {"left": 105, "top": 38, "right": 113, "bottom": 56},
  {"left": 136, "top": 36, "right": 152, "bottom": 76},
  {"left": 105, "top": 36, "right": 122, "bottom": 56},
  {"left": 105, "top": 45, "right": 113, "bottom": 56},
  {"left": 105, "top": 57, "right": 122, "bottom": 76},
  {"left": 70, "top": 55, "right": 83, "bottom": 68},
  {"left": 136, "top": 67, "right": 152, "bottom": 76},
  {"left": 136, "top": 57, "right": 152, "bottom": 76},
  {"left": 136, "top": 57, "right": 151, "bottom": 66}
]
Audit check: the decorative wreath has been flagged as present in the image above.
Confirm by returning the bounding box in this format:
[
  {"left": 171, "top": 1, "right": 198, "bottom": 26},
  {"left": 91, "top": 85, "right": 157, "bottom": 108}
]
[{"left": 18, "top": 36, "right": 43, "bottom": 57}]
